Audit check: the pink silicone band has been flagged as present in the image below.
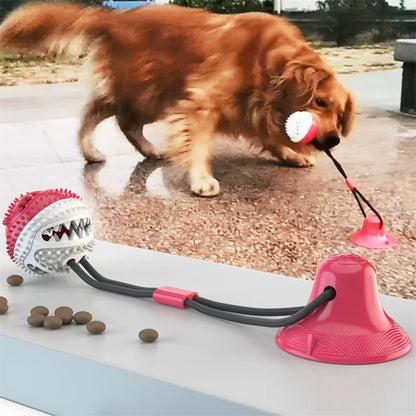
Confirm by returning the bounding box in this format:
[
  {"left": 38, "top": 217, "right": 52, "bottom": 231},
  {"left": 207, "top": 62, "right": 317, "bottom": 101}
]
[
  {"left": 345, "top": 178, "right": 356, "bottom": 191},
  {"left": 153, "top": 286, "right": 198, "bottom": 308},
  {"left": 300, "top": 114, "right": 318, "bottom": 144}
]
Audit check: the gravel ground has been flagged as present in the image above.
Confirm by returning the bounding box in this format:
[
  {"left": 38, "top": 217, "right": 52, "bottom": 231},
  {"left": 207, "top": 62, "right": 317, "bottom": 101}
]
[{"left": 81, "top": 108, "right": 416, "bottom": 300}]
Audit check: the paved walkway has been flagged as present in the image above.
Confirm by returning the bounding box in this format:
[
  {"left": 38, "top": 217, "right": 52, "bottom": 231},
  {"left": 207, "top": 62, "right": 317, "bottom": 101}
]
[{"left": 1, "top": 69, "right": 415, "bottom": 299}]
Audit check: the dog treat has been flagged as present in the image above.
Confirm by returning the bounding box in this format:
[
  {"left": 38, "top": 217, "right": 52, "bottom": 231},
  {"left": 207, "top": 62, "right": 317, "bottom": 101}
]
[
  {"left": 6, "top": 274, "right": 24, "bottom": 286},
  {"left": 43, "top": 316, "right": 63, "bottom": 329},
  {"left": 73, "top": 311, "right": 92, "bottom": 324},
  {"left": 31, "top": 306, "right": 49, "bottom": 316},
  {"left": 0, "top": 303, "right": 9, "bottom": 314},
  {"left": 27, "top": 313, "right": 46, "bottom": 327},
  {"left": 87, "top": 321, "right": 106, "bottom": 334},
  {"left": 138, "top": 328, "right": 159, "bottom": 343},
  {"left": 0, "top": 296, "right": 7, "bottom": 305},
  {"left": 54, "top": 306, "right": 73, "bottom": 325}
]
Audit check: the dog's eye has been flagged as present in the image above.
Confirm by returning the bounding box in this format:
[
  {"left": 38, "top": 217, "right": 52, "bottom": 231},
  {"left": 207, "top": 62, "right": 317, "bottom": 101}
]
[{"left": 315, "top": 97, "right": 328, "bottom": 108}]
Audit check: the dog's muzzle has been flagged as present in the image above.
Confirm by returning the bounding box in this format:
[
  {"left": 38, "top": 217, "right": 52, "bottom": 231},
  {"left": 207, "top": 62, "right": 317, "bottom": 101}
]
[{"left": 313, "top": 134, "right": 341, "bottom": 151}]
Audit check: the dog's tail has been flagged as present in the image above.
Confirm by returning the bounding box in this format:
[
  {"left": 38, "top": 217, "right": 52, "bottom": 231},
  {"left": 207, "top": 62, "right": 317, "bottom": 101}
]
[{"left": 0, "top": 2, "right": 112, "bottom": 56}]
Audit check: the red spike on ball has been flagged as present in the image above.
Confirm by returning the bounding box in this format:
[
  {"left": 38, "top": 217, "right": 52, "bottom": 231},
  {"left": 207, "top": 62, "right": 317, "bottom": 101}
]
[{"left": 3, "top": 189, "right": 80, "bottom": 261}]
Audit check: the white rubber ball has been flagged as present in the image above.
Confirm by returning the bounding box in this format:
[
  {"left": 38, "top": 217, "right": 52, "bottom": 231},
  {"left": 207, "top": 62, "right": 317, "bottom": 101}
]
[{"left": 285, "top": 111, "right": 314, "bottom": 143}]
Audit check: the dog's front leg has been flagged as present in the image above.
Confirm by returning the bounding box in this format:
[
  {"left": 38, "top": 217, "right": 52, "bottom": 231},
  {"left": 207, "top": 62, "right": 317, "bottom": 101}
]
[
  {"left": 188, "top": 127, "right": 219, "bottom": 196},
  {"left": 168, "top": 102, "right": 220, "bottom": 197},
  {"left": 269, "top": 141, "right": 316, "bottom": 168}
]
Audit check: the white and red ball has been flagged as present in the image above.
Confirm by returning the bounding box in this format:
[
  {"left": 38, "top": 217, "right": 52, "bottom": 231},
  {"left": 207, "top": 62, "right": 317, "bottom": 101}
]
[
  {"left": 3, "top": 189, "right": 94, "bottom": 274},
  {"left": 285, "top": 111, "right": 318, "bottom": 144}
]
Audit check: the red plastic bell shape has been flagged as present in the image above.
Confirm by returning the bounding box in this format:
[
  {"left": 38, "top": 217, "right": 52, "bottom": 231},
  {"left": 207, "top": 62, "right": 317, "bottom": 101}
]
[
  {"left": 276, "top": 253, "right": 412, "bottom": 364},
  {"left": 350, "top": 214, "right": 397, "bottom": 249}
]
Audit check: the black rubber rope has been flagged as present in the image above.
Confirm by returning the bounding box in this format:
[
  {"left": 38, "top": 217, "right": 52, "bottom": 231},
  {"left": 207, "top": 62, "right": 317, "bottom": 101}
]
[
  {"left": 324, "top": 148, "right": 366, "bottom": 215},
  {"left": 324, "top": 148, "right": 383, "bottom": 225},
  {"left": 192, "top": 295, "right": 303, "bottom": 316},
  {"left": 351, "top": 189, "right": 367, "bottom": 218},
  {"left": 185, "top": 287, "right": 335, "bottom": 327},
  {"left": 353, "top": 187, "right": 384, "bottom": 228},
  {"left": 324, "top": 148, "right": 347, "bottom": 179},
  {"left": 80, "top": 257, "right": 158, "bottom": 291},
  {"left": 80, "top": 257, "right": 303, "bottom": 316},
  {"left": 80, "top": 257, "right": 302, "bottom": 315},
  {"left": 68, "top": 259, "right": 155, "bottom": 298}
]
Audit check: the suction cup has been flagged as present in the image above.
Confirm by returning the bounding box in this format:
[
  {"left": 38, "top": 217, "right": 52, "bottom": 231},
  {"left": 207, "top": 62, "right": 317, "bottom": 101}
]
[
  {"left": 276, "top": 253, "right": 411, "bottom": 364},
  {"left": 3, "top": 189, "right": 94, "bottom": 274},
  {"left": 350, "top": 214, "right": 397, "bottom": 249}
]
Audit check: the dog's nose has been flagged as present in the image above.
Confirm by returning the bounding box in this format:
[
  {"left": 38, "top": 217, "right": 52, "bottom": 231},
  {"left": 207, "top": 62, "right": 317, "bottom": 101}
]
[
  {"left": 313, "top": 134, "right": 341, "bottom": 150},
  {"left": 323, "top": 134, "right": 341, "bottom": 149}
]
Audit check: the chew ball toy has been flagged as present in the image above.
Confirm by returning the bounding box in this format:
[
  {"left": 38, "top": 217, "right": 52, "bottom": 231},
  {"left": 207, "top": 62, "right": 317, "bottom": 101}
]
[
  {"left": 3, "top": 189, "right": 94, "bottom": 274},
  {"left": 2, "top": 189, "right": 411, "bottom": 363},
  {"left": 285, "top": 111, "right": 318, "bottom": 144}
]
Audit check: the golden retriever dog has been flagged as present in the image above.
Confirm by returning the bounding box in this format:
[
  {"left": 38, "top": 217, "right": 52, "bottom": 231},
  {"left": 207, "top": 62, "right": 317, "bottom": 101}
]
[{"left": 0, "top": 3, "right": 355, "bottom": 196}]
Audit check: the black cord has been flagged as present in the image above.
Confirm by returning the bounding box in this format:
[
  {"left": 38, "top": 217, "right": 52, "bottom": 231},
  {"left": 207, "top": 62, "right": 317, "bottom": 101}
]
[
  {"left": 68, "top": 259, "right": 155, "bottom": 298},
  {"left": 353, "top": 188, "right": 384, "bottom": 228},
  {"left": 324, "top": 149, "right": 347, "bottom": 179},
  {"left": 185, "top": 287, "right": 335, "bottom": 327},
  {"left": 351, "top": 190, "right": 367, "bottom": 218},
  {"left": 192, "top": 296, "right": 303, "bottom": 316},
  {"left": 80, "top": 257, "right": 158, "bottom": 291},
  {"left": 324, "top": 148, "right": 383, "bottom": 226},
  {"left": 68, "top": 258, "right": 335, "bottom": 327},
  {"left": 79, "top": 257, "right": 304, "bottom": 316}
]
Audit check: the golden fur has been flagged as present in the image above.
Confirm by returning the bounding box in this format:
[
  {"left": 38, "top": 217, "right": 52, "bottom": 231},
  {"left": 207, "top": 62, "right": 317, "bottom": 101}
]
[{"left": 0, "top": 3, "right": 355, "bottom": 196}]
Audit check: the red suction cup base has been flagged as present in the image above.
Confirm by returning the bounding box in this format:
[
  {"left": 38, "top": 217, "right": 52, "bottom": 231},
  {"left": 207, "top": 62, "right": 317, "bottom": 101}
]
[
  {"left": 276, "top": 320, "right": 411, "bottom": 365},
  {"left": 350, "top": 215, "right": 398, "bottom": 249},
  {"left": 276, "top": 254, "right": 412, "bottom": 364}
]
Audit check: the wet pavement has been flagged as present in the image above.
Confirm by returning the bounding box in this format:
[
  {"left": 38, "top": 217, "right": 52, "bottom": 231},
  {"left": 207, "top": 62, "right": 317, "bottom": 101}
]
[{"left": 1, "top": 69, "right": 415, "bottom": 299}]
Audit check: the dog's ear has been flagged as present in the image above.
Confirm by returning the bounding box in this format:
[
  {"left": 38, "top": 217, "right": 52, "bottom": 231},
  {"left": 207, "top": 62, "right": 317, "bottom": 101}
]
[
  {"left": 266, "top": 46, "right": 299, "bottom": 78},
  {"left": 284, "top": 59, "right": 330, "bottom": 104},
  {"left": 269, "top": 49, "right": 330, "bottom": 106},
  {"left": 340, "top": 91, "right": 355, "bottom": 136}
]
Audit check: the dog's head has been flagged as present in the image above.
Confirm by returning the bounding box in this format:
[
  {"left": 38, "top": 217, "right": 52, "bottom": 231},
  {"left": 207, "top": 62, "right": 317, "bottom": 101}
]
[{"left": 267, "top": 46, "right": 355, "bottom": 151}]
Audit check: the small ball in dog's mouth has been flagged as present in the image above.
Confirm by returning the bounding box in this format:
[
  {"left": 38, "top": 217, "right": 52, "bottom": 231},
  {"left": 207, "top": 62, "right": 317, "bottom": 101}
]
[{"left": 285, "top": 111, "right": 318, "bottom": 144}]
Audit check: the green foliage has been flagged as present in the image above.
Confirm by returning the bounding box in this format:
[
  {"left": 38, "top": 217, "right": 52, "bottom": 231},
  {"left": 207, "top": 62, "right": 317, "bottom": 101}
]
[
  {"left": 1, "top": 0, "right": 103, "bottom": 22},
  {"left": 316, "top": 0, "right": 393, "bottom": 45},
  {"left": 170, "top": 0, "right": 267, "bottom": 14}
]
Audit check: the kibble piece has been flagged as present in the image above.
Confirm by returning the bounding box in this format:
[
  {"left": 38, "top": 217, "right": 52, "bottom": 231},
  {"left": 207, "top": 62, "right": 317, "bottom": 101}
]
[
  {"left": 54, "top": 306, "right": 73, "bottom": 325},
  {"left": 43, "top": 316, "right": 63, "bottom": 329},
  {"left": 27, "top": 314, "right": 45, "bottom": 327},
  {"left": 86, "top": 321, "right": 106, "bottom": 334},
  {"left": 7, "top": 274, "right": 24, "bottom": 286},
  {"left": 0, "top": 304, "right": 9, "bottom": 314},
  {"left": 73, "top": 311, "right": 92, "bottom": 324},
  {"left": 31, "top": 306, "right": 49, "bottom": 316},
  {"left": 138, "top": 328, "right": 159, "bottom": 343},
  {"left": 0, "top": 296, "right": 7, "bottom": 305}
]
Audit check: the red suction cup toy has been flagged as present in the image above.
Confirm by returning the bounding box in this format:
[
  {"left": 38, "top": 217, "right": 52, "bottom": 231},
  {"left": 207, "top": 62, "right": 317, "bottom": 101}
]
[
  {"left": 276, "top": 253, "right": 411, "bottom": 364},
  {"left": 350, "top": 214, "right": 398, "bottom": 249},
  {"left": 285, "top": 111, "right": 399, "bottom": 250},
  {"left": 3, "top": 191, "right": 411, "bottom": 365}
]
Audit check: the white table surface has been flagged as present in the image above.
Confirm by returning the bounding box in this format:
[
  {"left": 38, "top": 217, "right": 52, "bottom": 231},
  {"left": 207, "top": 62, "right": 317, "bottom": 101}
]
[{"left": 0, "top": 398, "right": 49, "bottom": 415}]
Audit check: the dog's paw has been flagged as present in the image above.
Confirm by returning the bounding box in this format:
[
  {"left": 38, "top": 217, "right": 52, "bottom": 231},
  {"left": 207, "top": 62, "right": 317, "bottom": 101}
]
[
  {"left": 144, "top": 149, "right": 167, "bottom": 161},
  {"left": 191, "top": 176, "right": 220, "bottom": 197},
  {"left": 280, "top": 149, "right": 316, "bottom": 168},
  {"left": 84, "top": 150, "right": 106, "bottom": 164}
]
